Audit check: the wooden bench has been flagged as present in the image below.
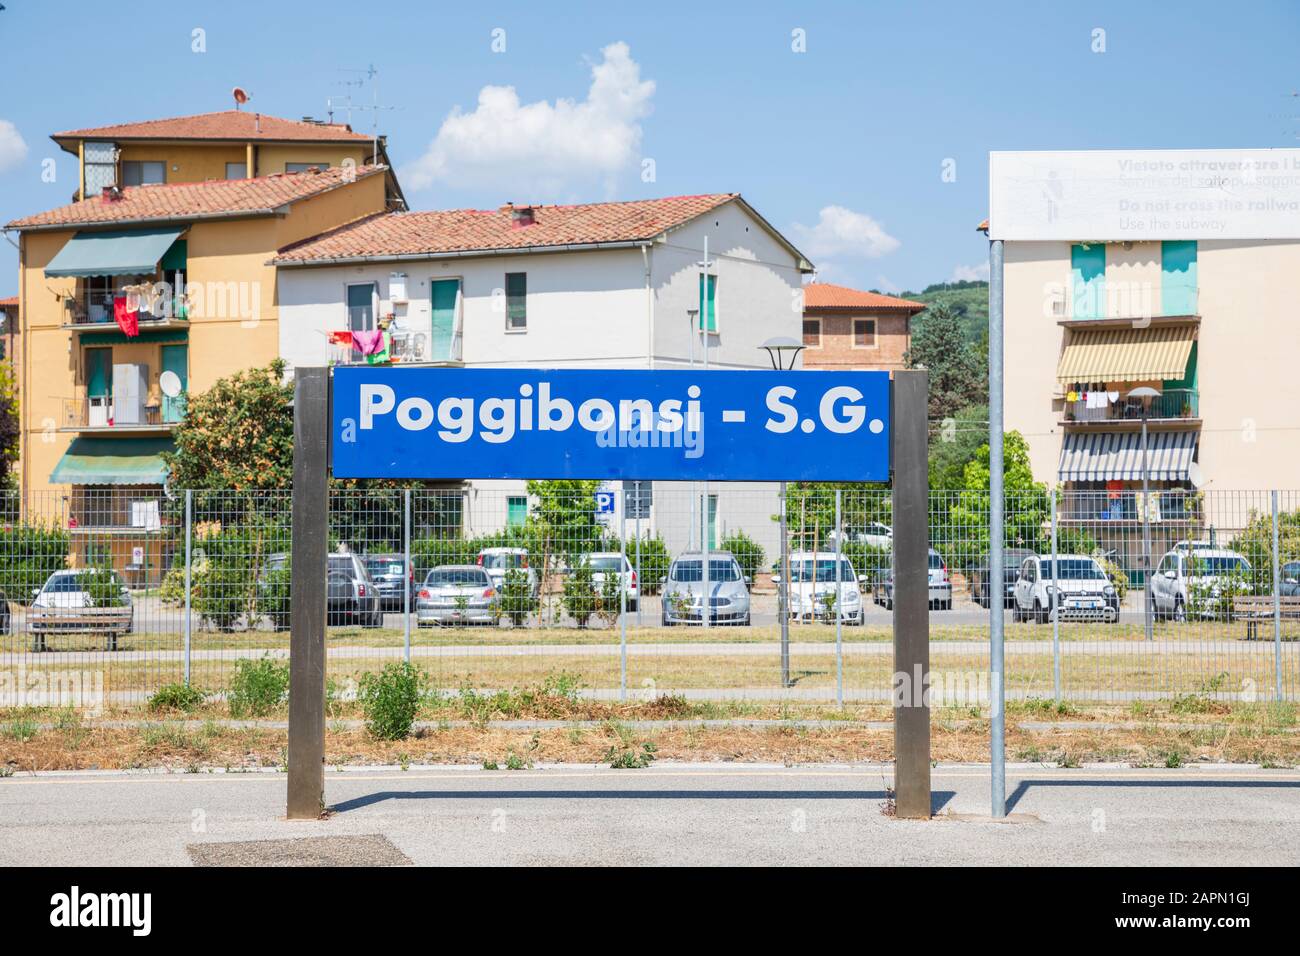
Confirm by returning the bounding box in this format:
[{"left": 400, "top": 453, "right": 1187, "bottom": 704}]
[
  {"left": 28, "top": 606, "right": 134, "bottom": 652},
  {"left": 1233, "top": 595, "right": 1300, "bottom": 640}
]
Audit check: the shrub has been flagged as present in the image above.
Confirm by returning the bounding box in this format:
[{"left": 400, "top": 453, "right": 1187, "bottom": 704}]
[
  {"left": 227, "top": 655, "right": 289, "bottom": 717},
  {"left": 497, "top": 567, "right": 536, "bottom": 626},
  {"left": 0, "top": 522, "right": 70, "bottom": 600},
  {"left": 1097, "top": 556, "right": 1129, "bottom": 601},
  {"left": 562, "top": 560, "right": 598, "bottom": 627},
  {"left": 149, "top": 683, "right": 207, "bottom": 713},
  {"left": 719, "top": 531, "right": 765, "bottom": 583},
  {"left": 192, "top": 518, "right": 289, "bottom": 632},
  {"left": 358, "top": 662, "right": 425, "bottom": 740},
  {"left": 596, "top": 568, "right": 624, "bottom": 626},
  {"left": 842, "top": 541, "right": 891, "bottom": 586},
  {"left": 623, "top": 533, "right": 670, "bottom": 595}
]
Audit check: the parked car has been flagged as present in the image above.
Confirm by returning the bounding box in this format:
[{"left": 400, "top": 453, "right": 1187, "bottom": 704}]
[
  {"left": 580, "top": 551, "right": 639, "bottom": 610},
  {"left": 784, "top": 551, "right": 867, "bottom": 624},
  {"left": 1282, "top": 561, "right": 1300, "bottom": 598},
  {"left": 825, "top": 521, "right": 893, "bottom": 550},
  {"left": 661, "top": 550, "right": 750, "bottom": 626},
  {"left": 416, "top": 565, "right": 498, "bottom": 627},
  {"left": 1012, "top": 554, "right": 1119, "bottom": 623},
  {"left": 970, "top": 548, "right": 1037, "bottom": 608},
  {"left": 874, "top": 548, "right": 952, "bottom": 610},
  {"left": 263, "top": 551, "right": 383, "bottom": 628},
  {"left": 0, "top": 592, "right": 9, "bottom": 635},
  {"left": 477, "top": 547, "right": 539, "bottom": 598},
  {"left": 29, "top": 568, "right": 134, "bottom": 650},
  {"left": 363, "top": 553, "right": 413, "bottom": 610},
  {"left": 1151, "top": 547, "right": 1253, "bottom": 621}
]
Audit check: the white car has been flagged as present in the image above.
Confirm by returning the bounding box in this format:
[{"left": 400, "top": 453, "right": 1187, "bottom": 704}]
[
  {"left": 1012, "top": 554, "right": 1119, "bottom": 623},
  {"left": 826, "top": 521, "right": 893, "bottom": 550},
  {"left": 1151, "top": 547, "right": 1252, "bottom": 621},
  {"left": 477, "top": 547, "right": 539, "bottom": 598},
  {"left": 579, "top": 552, "right": 639, "bottom": 611},
  {"left": 784, "top": 551, "right": 866, "bottom": 624}
]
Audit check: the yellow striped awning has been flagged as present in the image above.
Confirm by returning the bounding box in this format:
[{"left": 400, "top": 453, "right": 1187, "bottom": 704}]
[{"left": 1056, "top": 324, "right": 1197, "bottom": 384}]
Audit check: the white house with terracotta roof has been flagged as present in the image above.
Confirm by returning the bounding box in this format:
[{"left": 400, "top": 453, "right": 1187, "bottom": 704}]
[{"left": 272, "top": 193, "right": 814, "bottom": 555}]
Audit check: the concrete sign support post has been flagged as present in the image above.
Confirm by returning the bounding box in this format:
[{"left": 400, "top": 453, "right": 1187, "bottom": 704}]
[
  {"left": 892, "top": 370, "right": 931, "bottom": 820},
  {"left": 989, "top": 239, "right": 1007, "bottom": 819},
  {"left": 287, "top": 367, "right": 330, "bottom": 820}
]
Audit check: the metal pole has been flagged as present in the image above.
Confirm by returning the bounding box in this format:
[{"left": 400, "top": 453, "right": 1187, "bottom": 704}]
[
  {"left": 701, "top": 237, "right": 710, "bottom": 630},
  {"left": 620, "top": 491, "right": 628, "bottom": 702},
  {"left": 780, "top": 480, "right": 790, "bottom": 687},
  {"left": 1273, "top": 490, "right": 1283, "bottom": 701},
  {"left": 892, "top": 370, "right": 931, "bottom": 819},
  {"left": 1051, "top": 487, "right": 1060, "bottom": 703},
  {"left": 287, "top": 367, "right": 329, "bottom": 820},
  {"left": 183, "top": 489, "right": 192, "bottom": 686},
  {"left": 989, "top": 237, "right": 1006, "bottom": 819},
  {"left": 835, "top": 488, "right": 843, "bottom": 709},
  {"left": 1142, "top": 411, "right": 1153, "bottom": 642},
  {"left": 403, "top": 489, "right": 411, "bottom": 664},
  {"left": 634, "top": 481, "right": 642, "bottom": 627}
]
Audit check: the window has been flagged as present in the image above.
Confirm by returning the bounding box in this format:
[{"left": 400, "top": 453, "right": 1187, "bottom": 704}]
[
  {"left": 802, "top": 318, "right": 821, "bottom": 347},
  {"left": 707, "top": 494, "right": 717, "bottom": 550},
  {"left": 121, "top": 161, "right": 165, "bottom": 186},
  {"left": 506, "top": 496, "right": 527, "bottom": 528},
  {"left": 852, "top": 318, "right": 876, "bottom": 348},
  {"left": 84, "top": 142, "right": 117, "bottom": 195},
  {"left": 346, "top": 283, "right": 376, "bottom": 333},
  {"left": 698, "top": 273, "right": 717, "bottom": 332},
  {"left": 505, "top": 273, "right": 527, "bottom": 331},
  {"left": 285, "top": 162, "right": 329, "bottom": 173},
  {"left": 225, "top": 162, "right": 247, "bottom": 179}
]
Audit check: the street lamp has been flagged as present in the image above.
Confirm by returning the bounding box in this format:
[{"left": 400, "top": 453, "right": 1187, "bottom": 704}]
[
  {"left": 760, "top": 336, "right": 806, "bottom": 687},
  {"left": 1129, "top": 385, "right": 1162, "bottom": 642}
]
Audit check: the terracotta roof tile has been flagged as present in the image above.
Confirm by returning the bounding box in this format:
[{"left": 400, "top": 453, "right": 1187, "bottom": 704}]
[
  {"left": 0, "top": 296, "right": 17, "bottom": 308},
  {"left": 6, "top": 166, "right": 384, "bottom": 230},
  {"left": 273, "top": 194, "right": 738, "bottom": 263},
  {"left": 802, "top": 282, "right": 926, "bottom": 311},
  {"left": 53, "top": 110, "right": 372, "bottom": 144}
]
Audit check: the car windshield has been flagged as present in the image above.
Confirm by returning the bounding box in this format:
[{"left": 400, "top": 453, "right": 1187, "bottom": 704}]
[
  {"left": 585, "top": 556, "right": 624, "bottom": 572},
  {"left": 46, "top": 574, "right": 88, "bottom": 593},
  {"left": 365, "top": 559, "right": 404, "bottom": 576},
  {"left": 1191, "top": 556, "right": 1250, "bottom": 575},
  {"left": 790, "top": 559, "right": 855, "bottom": 583},
  {"left": 1040, "top": 559, "right": 1105, "bottom": 580},
  {"left": 481, "top": 552, "right": 524, "bottom": 570},
  {"left": 928, "top": 552, "right": 943, "bottom": 569},
  {"left": 671, "top": 560, "right": 740, "bottom": 582},
  {"left": 426, "top": 569, "right": 489, "bottom": 587}
]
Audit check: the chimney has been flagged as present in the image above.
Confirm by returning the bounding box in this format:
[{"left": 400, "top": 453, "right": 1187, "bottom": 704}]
[
  {"left": 505, "top": 203, "right": 536, "bottom": 228},
  {"left": 101, "top": 186, "right": 123, "bottom": 203},
  {"left": 255, "top": 112, "right": 262, "bottom": 134}
]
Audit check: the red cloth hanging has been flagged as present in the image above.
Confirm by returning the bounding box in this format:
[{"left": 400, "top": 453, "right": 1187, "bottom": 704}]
[
  {"left": 328, "top": 330, "right": 354, "bottom": 346},
  {"left": 113, "top": 296, "right": 139, "bottom": 337}
]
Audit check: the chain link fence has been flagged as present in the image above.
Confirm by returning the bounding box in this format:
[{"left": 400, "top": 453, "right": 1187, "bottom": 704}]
[{"left": 1, "top": 486, "right": 1296, "bottom": 710}]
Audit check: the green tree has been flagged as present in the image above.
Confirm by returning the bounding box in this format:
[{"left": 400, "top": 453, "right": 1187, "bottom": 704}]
[
  {"left": 0, "top": 364, "right": 19, "bottom": 490},
  {"left": 928, "top": 403, "right": 988, "bottom": 489},
  {"left": 905, "top": 303, "right": 986, "bottom": 422}
]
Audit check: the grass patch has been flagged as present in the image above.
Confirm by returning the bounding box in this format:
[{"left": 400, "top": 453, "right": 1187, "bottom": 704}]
[{"left": 148, "top": 683, "right": 207, "bottom": 714}]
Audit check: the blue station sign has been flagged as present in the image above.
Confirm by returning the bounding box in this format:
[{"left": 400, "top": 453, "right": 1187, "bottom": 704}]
[{"left": 331, "top": 367, "right": 890, "bottom": 482}]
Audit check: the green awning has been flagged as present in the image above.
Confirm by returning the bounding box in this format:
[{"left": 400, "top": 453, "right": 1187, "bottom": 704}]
[
  {"left": 50, "top": 437, "right": 174, "bottom": 487},
  {"left": 44, "top": 227, "right": 186, "bottom": 279},
  {"left": 76, "top": 328, "right": 189, "bottom": 345}
]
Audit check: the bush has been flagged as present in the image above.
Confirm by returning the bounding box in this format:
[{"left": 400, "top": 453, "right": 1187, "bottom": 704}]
[
  {"left": 227, "top": 655, "right": 289, "bottom": 717},
  {"left": 562, "top": 560, "right": 598, "bottom": 627},
  {"left": 623, "top": 533, "right": 670, "bottom": 595},
  {"left": 1097, "top": 556, "right": 1129, "bottom": 601},
  {"left": 192, "top": 518, "right": 290, "bottom": 631},
  {"left": 0, "top": 522, "right": 70, "bottom": 600},
  {"left": 596, "top": 568, "right": 624, "bottom": 626},
  {"left": 719, "top": 531, "right": 765, "bottom": 583},
  {"left": 497, "top": 567, "right": 536, "bottom": 626},
  {"left": 148, "top": 683, "right": 206, "bottom": 713},
  {"left": 842, "top": 541, "right": 891, "bottom": 586},
  {"left": 358, "top": 662, "right": 425, "bottom": 740}
]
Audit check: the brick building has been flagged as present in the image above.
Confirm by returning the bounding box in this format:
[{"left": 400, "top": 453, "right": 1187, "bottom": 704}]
[{"left": 800, "top": 282, "right": 926, "bottom": 371}]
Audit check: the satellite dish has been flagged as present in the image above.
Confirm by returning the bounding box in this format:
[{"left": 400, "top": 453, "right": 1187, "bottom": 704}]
[
  {"left": 159, "top": 370, "right": 183, "bottom": 398},
  {"left": 1187, "top": 461, "right": 1205, "bottom": 489},
  {"left": 232, "top": 87, "right": 250, "bottom": 107}
]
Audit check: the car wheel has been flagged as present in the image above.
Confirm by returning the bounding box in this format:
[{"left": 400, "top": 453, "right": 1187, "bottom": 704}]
[
  {"left": 1173, "top": 597, "right": 1187, "bottom": 623},
  {"left": 1011, "top": 601, "right": 1023, "bottom": 623},
  {"left": 942, "top": 600, "right": 951, "bottom": 611},
  {"left": 1034, "top": 600, "right": 1048, "bottom": 624},
  {"left": 1105, "top": 607, "right": 1119, "bottom": 624}
]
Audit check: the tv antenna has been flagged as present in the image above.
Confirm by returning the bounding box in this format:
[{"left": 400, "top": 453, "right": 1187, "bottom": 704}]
[{"left": 335, "top": 64, "right": 398, "bottom": 163}]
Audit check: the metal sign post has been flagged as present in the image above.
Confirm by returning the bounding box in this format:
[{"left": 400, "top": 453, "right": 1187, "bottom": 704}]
[
  {"left": 286, "top": 368, "right": 329, "bottom": 820},
  {"left": 989, "top": 238, "right": 1007, "bottom": 819}
]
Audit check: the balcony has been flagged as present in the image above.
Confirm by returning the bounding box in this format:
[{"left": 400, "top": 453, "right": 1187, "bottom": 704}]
[
  {"left": 1062, "top": 388, "right": 1199, "bottom": 427},
  {"left": 1058, "top": 489, "right": 1202, "bottom": 524},
  {"left": 62, "top": 290, "right": 190, "bottom": 333},
  {"left": 1049, "top": 283, "right": 1199, "bottom": 329},
  {"left": 328, "top": 328, "right": 462, "bottom": 366},
  {"left": 60, "top": 397, "right": 177, "bottom": 434}
]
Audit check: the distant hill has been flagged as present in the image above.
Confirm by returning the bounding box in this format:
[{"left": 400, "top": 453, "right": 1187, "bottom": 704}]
[{"left": 900, "top": 280, "right": 989, "bottom": 347}]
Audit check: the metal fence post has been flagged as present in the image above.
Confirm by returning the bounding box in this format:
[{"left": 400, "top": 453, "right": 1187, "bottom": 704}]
[
  {"left": 404, "top": 488, "right": 412, "bottom": 665},
  {"left": 1051, "top": 487, "right": 1060, "bottom": 703},
  {"left": 634, "top": 480, "right": 642, "bottom": 627},
  {"left": 287, "top": 367, "right": 329, "bottom": 820},
  {"left": 620, "top": 489, "right": 628, "bottom": 702},
  {"left": 1273, "top": 490, "right": 1283, "bottom": 702},
  {"left": 835, "top": 489, "right": 843, "bottom": 709},
  {"left": 779, "top": 481, "right": 790, "bottom": 687},
  {"left": 183, "top": 489, "right": 192, "bottom": 686},
  {"left": 989, "top": 236, "right": 1006, "bottom": 818}
]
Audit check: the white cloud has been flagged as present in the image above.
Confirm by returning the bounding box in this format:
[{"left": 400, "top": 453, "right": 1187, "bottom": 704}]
[
  {"left": 791, "top": 206, "right": 900, "bottom": 260},
  {"left": 0, "top": 120, "right": 28, "bottom": 174},
  {"left": 875, "top": 275, "right": 902, "bottom": 294},
  {"left": 951, "top": 261, "right": 990, "bottom": 282},
  {"left": 403, "top": 42, "right": 654, "bottom": 195}
]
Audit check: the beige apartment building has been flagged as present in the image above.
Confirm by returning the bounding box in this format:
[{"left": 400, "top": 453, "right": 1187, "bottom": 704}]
[
  {"left": 800, "top": 282, "right": 925, "bottom": 371},
  {"left": 1001, "top": 234, "right": 1300, "bottom": 511}
]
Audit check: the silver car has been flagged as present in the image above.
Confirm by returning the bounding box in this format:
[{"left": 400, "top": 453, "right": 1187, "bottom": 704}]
[
  {"left": 416, "top": 565, "right": 498, "bottom": 627},
  {"left": 660, "top": 550, "right": 751, "bottom": 626}
]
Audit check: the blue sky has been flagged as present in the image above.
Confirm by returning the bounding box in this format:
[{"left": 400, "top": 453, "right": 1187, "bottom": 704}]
[{"left": 1, "top": 0, "right": 1297, "bottom": 296}]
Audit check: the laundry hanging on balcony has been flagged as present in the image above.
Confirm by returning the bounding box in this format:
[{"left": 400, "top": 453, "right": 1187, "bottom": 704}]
[{"left": 113, "top": 296, "right": 139, "bottom": 337}]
